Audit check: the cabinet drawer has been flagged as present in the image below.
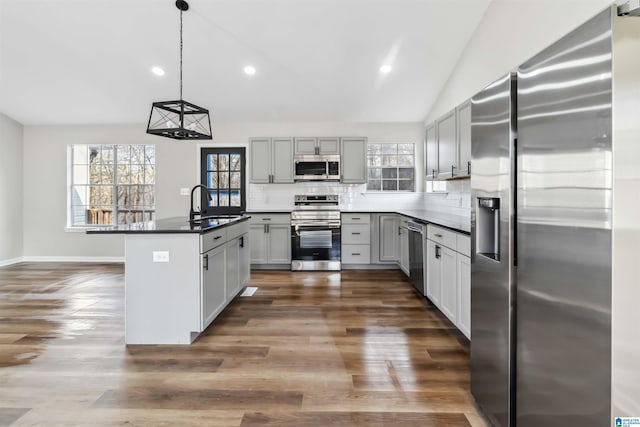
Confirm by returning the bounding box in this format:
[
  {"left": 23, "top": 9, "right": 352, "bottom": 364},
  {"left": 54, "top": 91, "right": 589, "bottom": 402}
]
[
  {"left": 342, "top": 245, "right": 371, "bottom": 264},
  {"left": 457, "top": 234, "right": 471, "bottom": 257},
  {"left": 226, "top": 220, "right": 249, "bottom": 241},
  {"left": 342, "top": 224, "right": 370, "bottom": 245},
  {"left": 201, "top": 228, "right": 227, "bottom": 253},
  {"left": 426, "top": 225, "right": 457, "bottom": 250},
  {"left": 341, "top": 213, "right": 371, "bottom": 225},
  {"left": 249, "top": 214, "right": 290, "bottom": 225}
]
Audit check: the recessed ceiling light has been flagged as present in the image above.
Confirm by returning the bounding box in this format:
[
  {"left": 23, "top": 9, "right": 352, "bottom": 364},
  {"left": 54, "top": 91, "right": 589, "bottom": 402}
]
[
  {"left": 380, "top": 65, "right": 392, "bottom": 74},
  {"left": 243, "top": 65, "right": 257, "bottom": 76},
  {"left": 151, "top": 66, "right": 165, "bottom": 76}
]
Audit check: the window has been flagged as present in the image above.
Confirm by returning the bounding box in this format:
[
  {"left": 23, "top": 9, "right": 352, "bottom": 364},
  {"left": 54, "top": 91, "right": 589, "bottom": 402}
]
[
  {"left": 200, "top": 147, "right": 246, "bottom": 215},
  {"left": 367, "top": 143, "right": 415, "bottom": 191},
  {"left": 68, "top": 144, "right": 155, "bottom": 227}
]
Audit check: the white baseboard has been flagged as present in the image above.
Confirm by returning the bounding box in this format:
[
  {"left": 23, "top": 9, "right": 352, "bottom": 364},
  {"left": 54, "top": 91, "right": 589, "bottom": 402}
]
[
  {"left": 0, "top": 257, "right": 24, "bottom": 267},
  {"left": 20, "top": 256, "right": 124, "bottom": 263}
]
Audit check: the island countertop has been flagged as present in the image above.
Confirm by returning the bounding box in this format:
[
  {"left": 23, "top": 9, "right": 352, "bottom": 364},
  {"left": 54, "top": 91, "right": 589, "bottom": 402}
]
[{"left": 86, "top": 215, "right": 250, "bottom": 234}]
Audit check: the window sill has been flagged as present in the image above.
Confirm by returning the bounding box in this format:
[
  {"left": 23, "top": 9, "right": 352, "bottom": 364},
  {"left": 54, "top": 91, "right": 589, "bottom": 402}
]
[{"left": 65, "top": 226, "right": 103, "bottom": 233}]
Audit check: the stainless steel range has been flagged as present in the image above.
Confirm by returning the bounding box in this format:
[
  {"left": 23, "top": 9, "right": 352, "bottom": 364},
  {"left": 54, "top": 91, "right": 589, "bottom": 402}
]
[{"left": 291, "top": 195, "right": 341, "bottom": 271}]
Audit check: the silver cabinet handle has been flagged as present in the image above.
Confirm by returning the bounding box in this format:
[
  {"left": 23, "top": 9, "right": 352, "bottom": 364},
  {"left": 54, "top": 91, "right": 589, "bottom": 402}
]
[
  {"left": 214, "top": 235, "right": 222, "bottom": 240},
  {"left": 467, "top": 161, "right": 471, "bottom": 175},
  {"left": 239, "top": 236, "right": 244, "bottom": 248},
  {"left": 434, "top": 233, "right": 443, "bottom": 238},
  {"left": 435, "top": 245, "right": 441, "bottom": 259},
  {"left": 264, "top": 224, "right": 267, "bottom": 233},
  {"left": 262, "top": 218, "right": 271, "bottom": 221},
  {"left": 352, "top": 253, "right": 361, "bottom": 256},
  {"left": 451, "top": 165, "right": 456, "bottom": 177},
  {"left": 351, "top": 217, "right": 361, "bottom": 220},
  {"left": 203, "top": 254, "right": 209, "bottom": 270},
  {"left": 352, "top": 232, "right": 361, "bottom": 235}
]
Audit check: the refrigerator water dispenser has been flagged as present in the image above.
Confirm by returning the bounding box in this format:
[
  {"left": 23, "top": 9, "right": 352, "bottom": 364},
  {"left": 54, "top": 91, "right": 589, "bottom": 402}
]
[{"left": 476, "top": 197, "right": 500, "bottom": 261}]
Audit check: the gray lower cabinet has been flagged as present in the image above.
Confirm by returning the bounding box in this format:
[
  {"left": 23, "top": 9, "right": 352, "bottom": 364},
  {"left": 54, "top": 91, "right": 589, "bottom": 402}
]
[
  {"left": 377, "top": 214, "right": 399, "bottom": 263},
  {"left": 249, "top": 137, "right": 294, "bottom": 183},
  {"left": 249, "top": 214, "right": 291, "bottom": 265},
  {"left": 399, "top": 216, "right": 410, "bottom": 276},
  {"left": 426, "top": 239, "right": 442, "bottom": 306},
  {"left": 341, "top": 137, "right": 367, "bottom": 183},
  {"left": 342, "top": 213, "right": 372, "bottom": 265},
  {"left": 425, "top": 224, "right": 471, "bottom": 339},
  {"left": 202, "top": 243, "right": 226, "bottom": 330}
]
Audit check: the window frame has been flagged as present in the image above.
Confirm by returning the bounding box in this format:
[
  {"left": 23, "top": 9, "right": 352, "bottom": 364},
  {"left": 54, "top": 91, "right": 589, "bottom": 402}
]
[
  {"left": 200, "top": 147, "right": 246, "bottom": 216},
  {"left": 366, "top": 142, "right": 416, "bottom": 192},
  {"left": 67, "top": 144, "right": 156, "bottom": 228}
]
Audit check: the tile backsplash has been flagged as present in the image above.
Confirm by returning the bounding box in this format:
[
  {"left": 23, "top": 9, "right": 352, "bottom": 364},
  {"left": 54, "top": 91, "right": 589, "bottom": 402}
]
[{"left": 248, "top": 179, "right": 471, "bottom": 218}]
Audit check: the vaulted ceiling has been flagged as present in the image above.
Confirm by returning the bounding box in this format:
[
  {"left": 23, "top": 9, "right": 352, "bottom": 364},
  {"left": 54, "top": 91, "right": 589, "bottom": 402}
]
[{"left": 0, "top": 0, "right": 492, "bottom": 125}]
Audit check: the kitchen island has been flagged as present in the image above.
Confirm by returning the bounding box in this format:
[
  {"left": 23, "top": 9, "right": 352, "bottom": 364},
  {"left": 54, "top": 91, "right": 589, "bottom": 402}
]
[{"left": 88, "top": 216, "right": 251, "bottom": 344}]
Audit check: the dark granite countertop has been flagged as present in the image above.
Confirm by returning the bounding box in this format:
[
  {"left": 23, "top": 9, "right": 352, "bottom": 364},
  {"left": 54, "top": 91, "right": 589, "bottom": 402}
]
[
  {"left": 341, "top": 209, "right": 470, "bottom": 234},
  {"left": 86, "top": 215, "right": 250, "bottom": 235}
]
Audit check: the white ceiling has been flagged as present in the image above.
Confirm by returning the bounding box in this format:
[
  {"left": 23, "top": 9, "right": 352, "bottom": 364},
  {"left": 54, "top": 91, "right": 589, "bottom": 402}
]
[{"left": 0, "top": 0, "right": 492, "bottom": 125}]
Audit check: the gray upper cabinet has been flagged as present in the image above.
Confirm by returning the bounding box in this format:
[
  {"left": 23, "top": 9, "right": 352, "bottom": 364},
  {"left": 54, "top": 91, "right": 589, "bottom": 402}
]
[
  {"left": 456, "top": 100, "right": 472, "bottom": 177},
  {"left": 425, "top": 122, "right": 437, "bottom": 180},
  {"left": 294, "top": 138, "right": 317, "bottom": 155},
  {"left": 436, "top": 109, "right": 456, "bottom": 179},
  {"left": 341, "top": 137, "right": 367, "bottom": 183},
  {"left": 250, "top": 137, "right": 294, "bottom": 184},
  {"left": 272, "top": 138, "right": 294, "bottom": 183},
  {"left": 249, "top": 138, "right": 271, "bottom": 183},
  {"left": 295, "top": 137, "right": 340, "bottom": 155},
  {"left": 317, "top": 137, "right": 340, "bottom": 155}
]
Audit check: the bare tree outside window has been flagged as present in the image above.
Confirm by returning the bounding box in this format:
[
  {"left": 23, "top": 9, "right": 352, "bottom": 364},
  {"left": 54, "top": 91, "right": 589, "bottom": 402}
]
[
  {"left": 68, "top": 144, "right": 155, "bottom": 226},
  {"left": 367, "top": 143, "right": 415, "bottom": 191}
]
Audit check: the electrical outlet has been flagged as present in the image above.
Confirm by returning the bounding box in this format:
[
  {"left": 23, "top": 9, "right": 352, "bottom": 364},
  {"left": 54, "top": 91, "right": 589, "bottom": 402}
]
[
  {"left": 152, "top": 251, "right": 170, "bottom": 263},
  {"left": 179, "top": 187, "right": 190, "bottom": 196}
]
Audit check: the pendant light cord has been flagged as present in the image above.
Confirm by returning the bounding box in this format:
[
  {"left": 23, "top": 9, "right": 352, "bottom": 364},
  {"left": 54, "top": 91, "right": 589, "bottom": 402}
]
[{"left": 179, "top": 9, "right": 183, "bottom": 101}]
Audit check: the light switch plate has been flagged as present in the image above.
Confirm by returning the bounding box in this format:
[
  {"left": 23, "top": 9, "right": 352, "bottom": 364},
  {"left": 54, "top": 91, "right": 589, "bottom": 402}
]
[
  {"left": 179, "top": 187, "right": 190, "bottom": 196},
  {"left": 152, "top": 251, "right": 170, "bottom": 263}
]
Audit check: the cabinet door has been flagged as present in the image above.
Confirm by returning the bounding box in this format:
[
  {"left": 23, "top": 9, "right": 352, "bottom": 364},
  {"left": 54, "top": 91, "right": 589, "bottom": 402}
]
[
  {"left": 436, "top": 110, "right": 456, "bottom": 179},
  {"left": 272, "top": 138, "right": 294, "bottom": 183},
  {"left": 456, "top": 100, "right": 472, "bottom": 177},
  {"left": 426, "top": 240, "right": 442, "bottom": 306},
  {"left": 267, "top": 224, "right": 291, "bottom": 264},
  {"left": 425, "top": 122, "right": 438, "bottom": 180},
  {"left": 225, "top": 238, "right": 240, "bottom": 300},
  {"left": 249, "top": 225, "right": 268, "bottom": 264},
  {"left": 440, "top": 246, "right": 458, "bottom": 323},
  {"left": 399, "top": 226, "right": 410, "bottom": 276},
  {"left": 250, "top": 138, "right": 271, "bottom": 183},
  {"left": 378, "top": 215, "right": 399, "bottom": 263},
  {"left": 457, "top": 253, "right": 471, "bottom": 338},
  {"left": 317, "top": 137, "right": 340, "bottom": 155},
  {"left": 239, "top": 233, "right": 251, "bottom": 286},
  {"left": 341, "top": 137, "right": 367, "bottom": 183},
  {"left": 294, "top": 137, "right": 317, "bottom": 155},
  {"left": 202, "top": 245, "right": 226, "bottom": 330}
]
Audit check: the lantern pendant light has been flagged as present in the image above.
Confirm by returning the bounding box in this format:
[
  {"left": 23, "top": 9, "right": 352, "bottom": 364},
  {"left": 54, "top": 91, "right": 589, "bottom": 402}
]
[{"left": 146, "top": 0, "right": 212, "bottom": 140}]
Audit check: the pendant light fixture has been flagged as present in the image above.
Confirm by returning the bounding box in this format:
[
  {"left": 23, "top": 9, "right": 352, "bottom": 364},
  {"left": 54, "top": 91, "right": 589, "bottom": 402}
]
[{"left": 146, "top": 0, "right": 212, "bottom": 140}]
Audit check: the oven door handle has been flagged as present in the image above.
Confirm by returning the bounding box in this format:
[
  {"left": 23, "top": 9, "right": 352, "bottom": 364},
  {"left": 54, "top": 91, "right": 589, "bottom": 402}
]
[{"left": 292, "top": 223, "right": 341, "bottom": 228}]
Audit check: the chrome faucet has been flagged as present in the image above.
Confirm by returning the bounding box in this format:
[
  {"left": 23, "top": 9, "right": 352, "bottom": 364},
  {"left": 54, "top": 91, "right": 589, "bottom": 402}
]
[{"left": 189, "top": 184, "right": 212, "bottom": 222}]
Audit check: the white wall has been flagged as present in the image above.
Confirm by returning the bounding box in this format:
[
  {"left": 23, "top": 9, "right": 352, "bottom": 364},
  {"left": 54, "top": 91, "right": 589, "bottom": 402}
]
[
  {"left": 22, "top": 121, "right": 423, "bottom": 258},
  {"left": 0, "top": 112, "right": 24, "bottom": 264},
  {"left": 425, "top": 0, "right": 615, "bottom": 123}
]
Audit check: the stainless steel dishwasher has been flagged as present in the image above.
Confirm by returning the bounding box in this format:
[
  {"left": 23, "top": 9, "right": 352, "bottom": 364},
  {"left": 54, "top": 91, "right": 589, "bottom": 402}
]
[{"left": 407, "top": 221, "right": 425, "bottom": 296}]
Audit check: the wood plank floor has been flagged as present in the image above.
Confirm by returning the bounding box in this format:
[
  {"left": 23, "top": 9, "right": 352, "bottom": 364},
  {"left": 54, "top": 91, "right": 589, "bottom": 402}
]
[{"left": 0, "top": 263, "right": 489, "bottom": 427}]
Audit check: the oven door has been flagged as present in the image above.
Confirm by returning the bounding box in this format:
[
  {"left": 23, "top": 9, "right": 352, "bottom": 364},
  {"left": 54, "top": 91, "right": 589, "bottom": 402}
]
[{"left": 291, "top": 224, "right": 341, "bottom": 262}]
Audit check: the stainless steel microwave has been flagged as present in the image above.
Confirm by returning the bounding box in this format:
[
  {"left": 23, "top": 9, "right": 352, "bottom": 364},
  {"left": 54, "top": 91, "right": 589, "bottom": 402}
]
[{"left": 294, "top": 155, "right": 340, "bottom": 181}]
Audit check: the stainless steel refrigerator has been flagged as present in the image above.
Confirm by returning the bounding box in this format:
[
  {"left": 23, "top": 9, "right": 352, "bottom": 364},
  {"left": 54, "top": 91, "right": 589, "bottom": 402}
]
[{"left": 471, "top": 5, "right": 640, "bottom": 427}]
